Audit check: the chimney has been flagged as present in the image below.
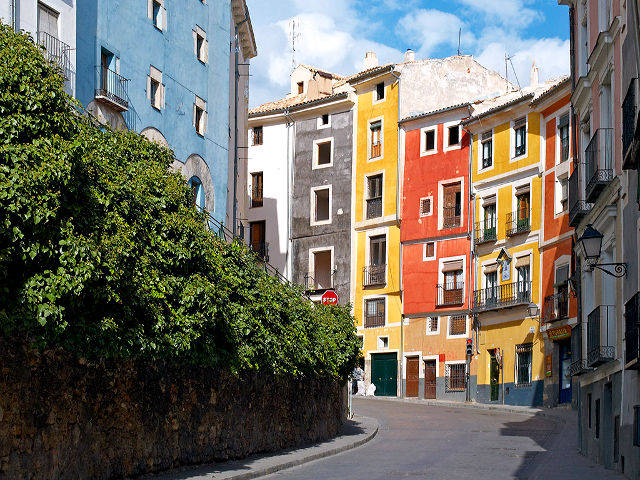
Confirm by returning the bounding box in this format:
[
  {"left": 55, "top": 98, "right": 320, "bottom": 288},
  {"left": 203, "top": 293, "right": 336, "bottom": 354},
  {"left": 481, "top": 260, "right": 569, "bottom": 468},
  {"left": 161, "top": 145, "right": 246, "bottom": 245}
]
[
  {"left": 530, "top": 60, "right": 539, "bottom": 86},
  {"left": 363, "top": 51, "right": 378, "bottom": 70},
  {"left": 405, "top": 49, "right": 415, "bottom": 62}
]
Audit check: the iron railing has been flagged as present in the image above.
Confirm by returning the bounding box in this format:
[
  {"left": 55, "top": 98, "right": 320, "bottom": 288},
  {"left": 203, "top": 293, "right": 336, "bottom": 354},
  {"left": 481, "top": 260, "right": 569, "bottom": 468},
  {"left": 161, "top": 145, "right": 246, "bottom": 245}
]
[
  {"left": 585, "top": 128, "right": 614, "bottom": 202},
  {"left": 568, "top": 165, "right": 593, "bottom": 227},
  {"left": 506, "top": 211, "right": 530, "bottom": 236},
  {"left": 587, "top": 305, "right": 616, "bottom": 366},
  {"left": 363, "top": 264, "right": 386, "bottom": 287},
  {"left": 443, "top": 206, "right": 461, "bottom": 229},
  {"left": 95, "top": 66, "right": 129, "bottom": 111},
  {"left": 445, "top": 364, "right": 466, "bottom": 392},
  {"left": 366, "top": 197, "right": 382, "bottom": 219},
  {"left": 250, "top": 241, "right": 269, "bottom": 263},
  {"left": 371, "top": 143, "right": 382, "bottom": 158},
  {"left": 37, "top": 31, "right": 71, "bottom": 79},
  {"left": 625, "top": 292, "right": 640, "bottom": 367},
  {"left": 475, "top": 221, "right": 497, "bottom": 244},
  {"left": 304, "top": 270, "right": 335, "bottom": 292},
  {"left": 473, "top": 281, "right": 531, "bottom": 313},
  {"left": 623, "top": 80, "right": 636, "bottom": 163},
  {"left": 541, "top": 290, "right": 569, "bottom": 324},
  {"left": 251, "top": 185, "right": 263, "bottom": 208},
  {"left": 364, "top": 311, "right": 385, "bottom": 328},
  {"left": 436, "top": 282, "right": 464, "bottom": 307},
  {"left": 569, "top": 323, "right": 591, "bottom": 376}
]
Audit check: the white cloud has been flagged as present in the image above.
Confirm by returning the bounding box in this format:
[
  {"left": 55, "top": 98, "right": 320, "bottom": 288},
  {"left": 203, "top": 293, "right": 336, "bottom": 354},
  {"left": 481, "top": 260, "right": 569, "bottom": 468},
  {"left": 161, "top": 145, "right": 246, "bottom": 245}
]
[
  {"left": 397, "top": 9, "right": 473, "bottom": 58},
  {"left": 456, "top": 0, "right": 542, "bottom": 28}
]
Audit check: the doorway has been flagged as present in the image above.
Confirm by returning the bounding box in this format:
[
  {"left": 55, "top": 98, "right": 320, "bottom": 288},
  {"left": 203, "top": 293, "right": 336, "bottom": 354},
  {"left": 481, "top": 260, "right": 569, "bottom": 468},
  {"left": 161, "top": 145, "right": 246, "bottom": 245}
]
[
  {"left": 406, "top": 356, "right": 419, "bottom": 397},
  {"left": 370, "top": 352, "right": 397, "bottom": 397},
  {"left": 558, "top": 339, "right": 572, "bottom": 404},
  {"left": 490, "top": 350, "right": 500, "bottom": 401},
  {"left": 424, "top": 359, "right": 436, "bottom": 399}
]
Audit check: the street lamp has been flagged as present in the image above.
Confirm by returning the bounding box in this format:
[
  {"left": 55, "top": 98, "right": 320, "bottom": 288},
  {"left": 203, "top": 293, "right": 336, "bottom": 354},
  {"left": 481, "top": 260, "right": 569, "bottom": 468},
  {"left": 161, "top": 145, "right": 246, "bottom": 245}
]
[
  {"left": 527, "top": 303, "right": 539, "bottom": 317},
  {"left": 575, "top": 224, "right": 627, "bottom": 278}
]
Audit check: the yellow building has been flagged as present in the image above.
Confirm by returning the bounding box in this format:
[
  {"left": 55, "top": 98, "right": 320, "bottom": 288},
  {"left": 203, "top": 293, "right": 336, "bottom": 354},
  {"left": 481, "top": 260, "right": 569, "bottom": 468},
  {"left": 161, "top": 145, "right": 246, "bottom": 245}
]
[
  {"left": 348, "top": 65, "right": 402, "bottom": 396},
  {"left": 464, "top": 78, "right": 567, "bottom": 406}
]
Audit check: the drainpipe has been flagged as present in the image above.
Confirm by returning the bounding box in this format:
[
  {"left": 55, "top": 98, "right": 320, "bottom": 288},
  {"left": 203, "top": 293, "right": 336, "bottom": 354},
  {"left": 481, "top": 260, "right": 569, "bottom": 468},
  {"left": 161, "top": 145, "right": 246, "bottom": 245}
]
[
  {"left": 11, "top": 0, "right": 16, "bottom": 31},
  {"left": 232, "top": 10, "right": 250, "bottom": 238},
  {"left": 284, "top": 109, "right": 295, "bottom": 281},
  {"left": 390, "top": 69, "right": 404, "bottom": 397}
]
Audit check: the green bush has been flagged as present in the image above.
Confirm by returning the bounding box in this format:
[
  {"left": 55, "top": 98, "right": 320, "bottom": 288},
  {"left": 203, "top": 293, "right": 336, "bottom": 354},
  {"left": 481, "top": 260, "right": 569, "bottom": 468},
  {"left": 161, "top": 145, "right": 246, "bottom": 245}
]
[{"left": 0, "top": 24, "right": 359, "bottom": 379}]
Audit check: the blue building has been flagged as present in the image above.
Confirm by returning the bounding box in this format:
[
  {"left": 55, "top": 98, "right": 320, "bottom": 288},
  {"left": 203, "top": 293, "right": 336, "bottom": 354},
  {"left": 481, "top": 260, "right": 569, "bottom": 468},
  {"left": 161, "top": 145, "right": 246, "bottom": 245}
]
[{"left": 76, "top": 0, "right": 256, "bottom": 223}]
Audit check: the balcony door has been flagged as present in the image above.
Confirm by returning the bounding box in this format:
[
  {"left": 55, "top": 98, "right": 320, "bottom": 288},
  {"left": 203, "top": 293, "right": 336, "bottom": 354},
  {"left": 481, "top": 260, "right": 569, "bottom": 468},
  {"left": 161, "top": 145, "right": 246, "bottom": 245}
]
[
  {"left": 516, "top": 192, "right": 530, "bottom": 230},
  {"left": 484, "top": 202, "right": 496, "bottom": 236},
  {"left": 516, "top": 264, "right": 530, "bottom": 302},
  {"left": 486, "top": 271, "right": 498, "bottom": 305},
  {"left": 249, "top": 221, "right": 266, "bottom": 257},
  {"left": 38, "top": 3, "right": 59, "bottom": 39},
  {"left": 443, "top": 262, "right": 463, "bottom": 305},
  {"left": 312, "top": 249, "right": 332, "bottom": 290},
  {"left": 367, "top": 235, "right": 386, "bottom": 285},
  {"left": 443, "top": 182, "right": 461, "bottom": 228}
]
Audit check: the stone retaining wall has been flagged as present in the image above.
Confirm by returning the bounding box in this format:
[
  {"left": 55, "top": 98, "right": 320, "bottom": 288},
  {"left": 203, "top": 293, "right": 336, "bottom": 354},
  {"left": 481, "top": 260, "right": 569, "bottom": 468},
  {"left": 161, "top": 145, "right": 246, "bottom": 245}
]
[{"left": 0, "top": 339, "right": 346, "bottom": 479}]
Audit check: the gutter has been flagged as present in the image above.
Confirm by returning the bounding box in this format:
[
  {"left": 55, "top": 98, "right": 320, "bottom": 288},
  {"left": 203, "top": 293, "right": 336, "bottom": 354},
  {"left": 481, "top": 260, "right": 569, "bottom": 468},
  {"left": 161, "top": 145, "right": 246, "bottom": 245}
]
[{"left": 249, "top": 92, "right": 349, "bottom": 119}]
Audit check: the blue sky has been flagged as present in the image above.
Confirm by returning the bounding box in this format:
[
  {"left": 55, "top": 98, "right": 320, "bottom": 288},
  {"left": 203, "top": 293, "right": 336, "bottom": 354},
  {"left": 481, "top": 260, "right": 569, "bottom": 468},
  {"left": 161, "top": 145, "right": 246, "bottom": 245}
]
[{"left": 246, "top": 0, "right": 571, "bottom": 108}]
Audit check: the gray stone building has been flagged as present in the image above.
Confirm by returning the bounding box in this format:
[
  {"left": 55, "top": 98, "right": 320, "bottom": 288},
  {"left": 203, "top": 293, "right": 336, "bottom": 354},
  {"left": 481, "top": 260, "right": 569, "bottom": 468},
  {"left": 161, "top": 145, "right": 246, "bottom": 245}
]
[{"left": 291, "top": 93, "right": 355, "bottom": 305}]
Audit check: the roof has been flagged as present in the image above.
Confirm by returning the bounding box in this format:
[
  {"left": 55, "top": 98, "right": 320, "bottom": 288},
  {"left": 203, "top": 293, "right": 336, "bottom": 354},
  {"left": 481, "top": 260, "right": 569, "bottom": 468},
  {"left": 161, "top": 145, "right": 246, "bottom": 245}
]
[
  {"left": 297, "top": 64, "right": 345, "bottom": 80},
  {"left": 339, "top": 64, "right": 396, "bottom": 86},
  {"left": 231, "top": 0, "right": 257, "bottom": 60},
  {"left": 464, "top": 76, "right": 570, "bottom": 125},
  {"left": 249, "top": 92, "right": 349, "bottom": 118},
  {"left": 399, "top": 102, "right": 471, "bottom": 124}
]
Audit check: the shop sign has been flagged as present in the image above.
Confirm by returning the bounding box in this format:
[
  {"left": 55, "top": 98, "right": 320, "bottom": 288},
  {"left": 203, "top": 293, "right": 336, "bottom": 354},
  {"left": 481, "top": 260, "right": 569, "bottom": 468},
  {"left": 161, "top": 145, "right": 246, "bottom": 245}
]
[{"left": 546, "top": 325, "right": 571, "bottom": 341}]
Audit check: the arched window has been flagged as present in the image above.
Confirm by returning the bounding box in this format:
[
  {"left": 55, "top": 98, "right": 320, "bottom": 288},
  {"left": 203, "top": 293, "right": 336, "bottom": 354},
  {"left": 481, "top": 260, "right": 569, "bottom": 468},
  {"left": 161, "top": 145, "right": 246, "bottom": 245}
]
[{"left": 188, "top": 176, "right": 205, "bottom": 210}]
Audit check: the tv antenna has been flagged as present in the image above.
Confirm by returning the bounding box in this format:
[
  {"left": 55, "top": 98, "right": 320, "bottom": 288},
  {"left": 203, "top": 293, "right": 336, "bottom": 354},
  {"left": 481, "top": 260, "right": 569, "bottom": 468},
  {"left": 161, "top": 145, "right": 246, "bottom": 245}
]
[
  {"left": 457, "top": 28, "right": 461, "bottom": 56},
  {"left": 289, "top": 19, "right": 302, "bottom": 72},
  {"left": 505, "top": 52, "right": 521, "bottom": 90}
]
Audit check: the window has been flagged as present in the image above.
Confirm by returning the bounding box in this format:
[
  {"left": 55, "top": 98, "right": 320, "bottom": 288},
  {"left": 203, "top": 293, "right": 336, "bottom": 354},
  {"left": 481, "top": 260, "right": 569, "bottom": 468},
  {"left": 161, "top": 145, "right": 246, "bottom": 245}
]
[
  {"left": 365, "top": 298, "right": 385, "bottom": 328},
  {"left": 514, "top": 191, "right": 530, "bottom": 232},
  {"left": 249, "top": 221, "right": 266, "bottom": 258},
  {"left": 297, "top": 81, "right": 304, "bottom": 95},
  {"left": 250, "top": 172, "right": 263, "bottom": 208},
  {"left": 588, "top": 393, "right": 592, "bottom": 428},
  {"left": 194, "top": 27, "right": 208, "bottom": 63},
  {"left": 148, "top": 66, "right": 164, "bottom": 110},
  {"left": 426, "top": 316, "right": 439, "bottom": 334},
  {"left": 150, "top": 77, "right": 161, "bottom": 109},
  {"left": 445, "top": 363, "right": 466, "bottom": 392},
  {"left": 369, "top": 235, "right": 386, "bottom": 268},
  {"left": 424, "top": 241, "right": 435, "bottom": 261},
  {"left": 419, "top": 197, "right": 432, "bottom": 217},
  {"left": 370, "top": 121, "right": 382, "bottom": 158},
  {"left": 442, "top": 182, "right": 461, "bottom": 228},
  {"left": 448, "top": 315, "right": 466, "bottom": 336},
  {"left": 595, "top": 398, "right": 600, "bottom": 439},
  {"left": 375, "top": 82, "right": 385, "bottom": 101},
  {"left": 38, "top": 3, "right": 59, "bottom": 38},
  {"left": 559, "top": 176, "right": 569, "bottom": 212},
  {"left": 481, "top": 131, "right": 493, "bottom": 169},
  {"left": 554, "top": 265, "right": 570, "bottom": 319},
  {"left": 252, "top": 126, "right": 263, "bottom": 145},
  {"left": 446, "top": 124, "right": 460, "bottom": 149},
  {"left": 559, "top": 114, "right": 570, "bottom": 163},
  {"left": 442, "top": 265, "right": 464, "bottom": 306},
  {"left": 623, "top": 81, "right": 636, "bottom": 156},
  {"left": 193, "top": 95, "right": 207, "bottom": 136},
  {"left": 366, "top": 174, "right": 383, "bottom": 219},
  {"left": 422, "top": 127, "right": 436, "bottom": 155},
  {"left": 516, "top": 264, "right": 530, "bottom": 301},
  {"left": 320, "top": 114, "right": 330, "bottom": 127},
  {"left": 312, "top": 186, "right": 331, "bottom": 224},
  {"left": 152, "top": 0, "right": 162, "bottom": 29},
  {"left": 188, "top": 176, "right": 204, "bottom": 209},
  {"left": 310, "top": 249, "right": 333, "bottom": 290},
  {"left": 486, "top": 271, "right": 498, "bottom": 303},
  {"left": 377, "top": 336, "right": 389, "bottom": 349},
  {"left": 314, "top": 139, "right": 332, "bottom": 167},
  {"left": 515, "top": 343, "right": 533, "bottom": 386},
  {"left": 634, "top": 406, "right": 640, "bottom": 446},
  {"left": 514, "top": 117, "right": 526, "bottom": 157},
  {"left": 484, "top": 202, "right": 496, "bottom": 235}
]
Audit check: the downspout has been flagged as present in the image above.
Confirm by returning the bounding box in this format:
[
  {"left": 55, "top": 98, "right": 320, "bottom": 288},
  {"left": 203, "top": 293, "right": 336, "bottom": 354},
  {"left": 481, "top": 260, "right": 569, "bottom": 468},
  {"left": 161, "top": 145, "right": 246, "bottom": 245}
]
[
  {"left": 390, "top": 70, "right": 404, "bottom": 397},
  {"left": 11, "top": 0, "right": 16, "bottom": 31},
  {"left": 232, "top": 11, "right": 249, "bottom": 238},
  {"left": 284, "top": 109, "right": 294, "bottom": 281}
]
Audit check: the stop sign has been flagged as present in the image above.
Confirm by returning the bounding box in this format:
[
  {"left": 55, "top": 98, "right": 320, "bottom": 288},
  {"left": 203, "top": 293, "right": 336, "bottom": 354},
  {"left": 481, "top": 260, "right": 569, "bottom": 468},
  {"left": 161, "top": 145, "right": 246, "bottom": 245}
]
[{"left": 321, "top": 290, "right": 338, "bottom": 306}]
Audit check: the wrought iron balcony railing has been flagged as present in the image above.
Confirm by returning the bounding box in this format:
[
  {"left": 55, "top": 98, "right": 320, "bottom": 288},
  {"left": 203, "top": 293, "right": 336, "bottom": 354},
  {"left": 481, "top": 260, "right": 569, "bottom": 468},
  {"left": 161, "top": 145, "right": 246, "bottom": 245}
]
[
  {"left": 506, "top": 211, "right": 530, "bottom": 236},
  {"left": 625, "top": 292, "right": 640, "bottom": 368},
  {"left": 364, "top": 312, "right": 385, "bottom": 328},
  {"left": 568, "top": 165, "right": 593, "bottom": 227},
  {"left": 95, "top": 66, "right": 129, "bottom": 111},
  {"left": 587, "top": 304, "right": 616, "bottom": 367},
  {"left": 570, "top": 322, "right": 591, "bottom": 376},
  {"left": 569, "top": 359, "right": 590, "bottom": 376},
  {"left": 251, "top": 186, "right": 263, "bottom": 208},
  {"left": 475, "top": 221, "right": 497, "bottom": 244},
  {"left": 443, "top": 206, "right": 461, "bottom": 229},
  {"left": 304, "top": 270, "right": 335, "bottom": 292},
  {"left": 366, "top": 197, "right": 382, "bottom": 219},
  {"left": 473, "top": 281, "right": 531, "bottom": 313},
  {"left": 370, "top": 143, "right": 382, "bottom": 158},
  {"left": 436, "top": 282, "right": 464, "bottom": 307},
  {"left": 250, "top": 241, "right": 269, "bottom": 263},
  {"left": 585, "top": 128, "right": 614, "bottom": 202},
  {"left": 37, "top": 31, "right": 72, "bottom": 79},
  {"left": 541, "top": 290, "right": 569, "bottom": 324},
  {"left": 363, "top": 264, "right": 386, "bottom": 287}
]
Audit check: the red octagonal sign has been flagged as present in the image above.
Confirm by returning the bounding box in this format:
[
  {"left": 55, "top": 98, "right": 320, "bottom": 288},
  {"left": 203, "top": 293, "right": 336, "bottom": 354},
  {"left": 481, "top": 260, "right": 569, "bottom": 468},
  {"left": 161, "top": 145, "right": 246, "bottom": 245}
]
[{"left": 321, "top": 290, "right": 338, "bottom": 306}]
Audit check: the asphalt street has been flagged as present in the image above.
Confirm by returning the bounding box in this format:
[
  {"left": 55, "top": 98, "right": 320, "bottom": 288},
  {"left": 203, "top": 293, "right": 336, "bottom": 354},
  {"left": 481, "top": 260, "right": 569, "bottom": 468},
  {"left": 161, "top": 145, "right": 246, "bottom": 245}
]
[{"left": 261, "top": 397, "right": 624, "bottom": 480}]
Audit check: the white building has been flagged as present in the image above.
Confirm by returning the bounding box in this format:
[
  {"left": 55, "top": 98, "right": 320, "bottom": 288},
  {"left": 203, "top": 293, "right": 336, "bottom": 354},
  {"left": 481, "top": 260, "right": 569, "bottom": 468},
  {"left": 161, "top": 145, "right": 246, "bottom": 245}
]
[{"left": 1, "top": 1, "right": 76, "bottom": 96}]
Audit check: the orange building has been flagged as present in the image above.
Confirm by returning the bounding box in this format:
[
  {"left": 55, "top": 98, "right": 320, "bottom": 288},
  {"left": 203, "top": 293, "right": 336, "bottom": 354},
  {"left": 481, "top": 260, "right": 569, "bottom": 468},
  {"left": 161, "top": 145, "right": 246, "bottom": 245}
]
[
  {"left": 537, "top": 80, "right": 577, "bottom": 407},
  {"left": 400, "top": 104, "right": 474, "bottom": 400}
]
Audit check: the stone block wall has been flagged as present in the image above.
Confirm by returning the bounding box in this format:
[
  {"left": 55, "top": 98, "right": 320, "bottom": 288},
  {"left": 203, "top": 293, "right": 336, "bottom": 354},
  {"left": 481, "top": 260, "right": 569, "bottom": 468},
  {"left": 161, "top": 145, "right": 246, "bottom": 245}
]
[{"left": 0, "top": 339, "right": 346, "bottom": 479}]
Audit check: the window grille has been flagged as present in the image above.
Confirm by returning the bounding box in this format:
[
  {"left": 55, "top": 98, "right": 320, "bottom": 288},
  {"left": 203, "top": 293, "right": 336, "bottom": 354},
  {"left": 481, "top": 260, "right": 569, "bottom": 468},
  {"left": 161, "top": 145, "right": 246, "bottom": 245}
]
[
  {"left": 449, "top": 315, "right": 466, "bottom": 336},
  {"left": 515, "top": 343, "right": 533, "bottom": 386},
  {"left": 420, "top": 198, "right": 431, "bottom": 216},
  {"left": 426, "top": 316, "right": 438, "bottom": 333},
  {"left": 445, "top": 363, "right": 466, "bottom": 391}
]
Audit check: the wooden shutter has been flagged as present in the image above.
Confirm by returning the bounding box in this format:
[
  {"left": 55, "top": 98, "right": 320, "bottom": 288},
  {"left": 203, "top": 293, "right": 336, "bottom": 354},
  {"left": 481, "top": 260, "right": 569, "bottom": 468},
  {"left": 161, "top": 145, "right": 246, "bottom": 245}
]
[
  {"left": 443, "top": 183, "right": 459, "bottom": 209},
  {"left": 39, "top": 3, "right": 59, "bottom": 38},
  {"left": 425, "top": 242, "right": 434, "bottom": 258}
]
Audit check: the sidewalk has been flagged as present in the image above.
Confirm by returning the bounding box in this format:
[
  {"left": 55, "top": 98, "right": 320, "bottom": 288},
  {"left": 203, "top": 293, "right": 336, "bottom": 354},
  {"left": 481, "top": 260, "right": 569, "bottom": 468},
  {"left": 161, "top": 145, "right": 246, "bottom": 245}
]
[{"left": 141, "top": 415, "right": 378, "bottom": 480}]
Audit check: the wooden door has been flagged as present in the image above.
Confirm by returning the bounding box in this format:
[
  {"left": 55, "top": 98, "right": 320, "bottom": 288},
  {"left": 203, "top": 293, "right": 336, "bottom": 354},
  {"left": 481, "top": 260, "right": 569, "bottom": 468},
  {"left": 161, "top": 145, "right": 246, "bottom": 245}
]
[
  {"left": 424, "top": 360, "right": 436, "bottom": 399},
  {"left": 490, "top": 352, "right": 500, "bottom": 401},
  {"left": 371, "top": 353, "right": 397, "bottom": 397},
  {"left": 406, "top": 357, "right": 419, "bottom": 397},
  {"left": 250, "top": 221, "right": 265, "bottom": 255}
]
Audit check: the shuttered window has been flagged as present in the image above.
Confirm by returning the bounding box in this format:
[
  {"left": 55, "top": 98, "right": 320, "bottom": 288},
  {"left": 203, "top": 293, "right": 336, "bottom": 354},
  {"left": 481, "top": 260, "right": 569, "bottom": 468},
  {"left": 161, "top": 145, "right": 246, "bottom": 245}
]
[{"left": 38, "top": 3, "right": 59, "bottom": 38}]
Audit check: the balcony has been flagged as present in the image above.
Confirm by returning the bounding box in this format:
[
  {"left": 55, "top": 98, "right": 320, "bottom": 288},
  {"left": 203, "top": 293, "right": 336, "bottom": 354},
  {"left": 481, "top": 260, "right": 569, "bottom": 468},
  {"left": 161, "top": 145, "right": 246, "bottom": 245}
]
[
  {"left": 436, "top": 282, "right": 464, "bottom": 307},
  {"left": 363, "top": 264, "right": 386, "bottom": 287},
  {"left": 37, "top": 31, "right": 72, "bottom": 79},
  {"left": 371, "top": 143, "right": 382, "bottom": 158},
  {"left": 251, "top": 186, "right": 263, "bottom": 208},
  {"left": 304, "top": 270, "right": 335, "bottom": 292},
  {"left": 569, "top": 322, "right": 590, "bottom": 376},
  {"left": 585, "top": 128, "right": 614, "bottom": 202},
  {"left": 625, "top": 292, "right": 640, "bottom": 368},
  {"left": 505, "top": 211, "right": 530, "bottom": 237},
  {"left": 95, "top": 66, "right": 129, "bottom": 112},
  {"left": 475, "top": 221, "right": 497, "bottom": 244},
  {"left": 442, "top": 206, "right": 461, "bottom": 229},
  {"left": 568, "top": 166, "right": 593, "bottom": 227},
  {"left": 587, "top": 305, "right": 616, "bottom": 367},
  {"left": 472, "top": 281, "right": 531, "bottom": 313},
  {"left": 366, "top": 197, "right": 382, "bottom": 219},
  {"left": 250, "top": 241, "right": 269, "bottom": 263},
  {"left": 541, "top": 291, "right": 569, "bottom": 324}
]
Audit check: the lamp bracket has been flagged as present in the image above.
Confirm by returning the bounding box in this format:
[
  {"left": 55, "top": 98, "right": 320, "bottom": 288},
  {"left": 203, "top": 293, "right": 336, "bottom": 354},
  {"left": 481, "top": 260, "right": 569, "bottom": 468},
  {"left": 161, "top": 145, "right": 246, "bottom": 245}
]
[{"left": 590, "top": 262, "right": 627, "bottom": 278}]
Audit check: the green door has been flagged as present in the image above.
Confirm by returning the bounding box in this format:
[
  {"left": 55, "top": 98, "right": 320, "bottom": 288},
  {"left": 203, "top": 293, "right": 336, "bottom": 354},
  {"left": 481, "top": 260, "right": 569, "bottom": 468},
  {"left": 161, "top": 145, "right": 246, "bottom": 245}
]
[
  {"left": 490, "top": 352, "right": 500, "bottom": 401},
  {"left": 371, "top": 352, "right": 397, "bottom": 396}
]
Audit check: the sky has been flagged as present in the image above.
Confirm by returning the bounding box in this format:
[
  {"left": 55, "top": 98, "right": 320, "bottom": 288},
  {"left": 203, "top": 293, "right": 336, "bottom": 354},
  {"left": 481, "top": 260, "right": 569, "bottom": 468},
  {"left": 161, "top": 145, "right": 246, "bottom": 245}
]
[{"left": 245, "top": 0, "right": 571, "bottom": 109}]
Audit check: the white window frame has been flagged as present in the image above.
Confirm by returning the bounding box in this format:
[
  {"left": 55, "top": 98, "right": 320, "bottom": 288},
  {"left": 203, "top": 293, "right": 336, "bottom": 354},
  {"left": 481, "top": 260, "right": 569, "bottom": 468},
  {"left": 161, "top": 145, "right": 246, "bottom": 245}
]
[
  {"left": 363, "top": 294, "right": 388, "bottom": 328},
  {"left": 514, "top": 343, "right": 533, "bottom": 386},
  {"left": 512, "top": 181, "right": 532, "bottom": 220},
  {"left": 425, "top": 316, "right": 440, "bottom": 336},
  {"left": 446, "top": 315, "right": 468, "bottom": 339},
  {"left": 555, "top": 172, "right": 569, "bottom": 216},
  {"left": 373, "top": 81, "right": 386, "bottom": 105},
  {"left": 444, "top": 360, "right": 467, "bottom": 391},
  {"left": 510, "top": 116, "right": 529, "bottom": 161},
  {"left": 439, "top": 255, "right": 466, "bottom": 305},
  {"left": 437, "top": 177, "right": 464, "bottom": 231},
  {"left": 555, "top": 108, "right": 572, "bottom": 165},
  {"left": 310, "top": 184, "right": 332, "bottom": 226},
  {"left": 364, "top": 226, "right": 389, "bottom": 284},
  {"left": 377, "top": 335, "right": 389, "bottom": 350},
  {"left": 368, "top": 116, "right": 384, "bottom": 161},
  {"left": 363, "top": 170, "right": 385, "bottom": 221},
  {"left": 307, "top": 246, "right": 335, "bottom": 289},
  {"left": 193, "top": 25, "right": 208, "bottom": 63},
  {"left": 148, "top": 65, "right": 164, "bottom": 110},
  {"left": 420, "top": 125, "right": 438, "bottom": 157},
  {"left": 419, "top": 196, "right": 433, "bottom": 217},
  {"left": 443, "top": 121, "right": 462, "bottom": 152},
  {"left": 423, "top": 241, "right": 437, "bottom": 261},
  {"left": 193, "top": 95, "right": 207, "bottom": 135},
  {"left": 312, "top": 137, "right": 334, "bottom": 169},
  {"left": 479, "top": 129, "right": 495, "bottom": 172},
  {"left": 148, "top": 0, "right": 166, "bottom": 31},
  {"left": 317, "top": 113, "right": 331, "bottom": 129}
]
